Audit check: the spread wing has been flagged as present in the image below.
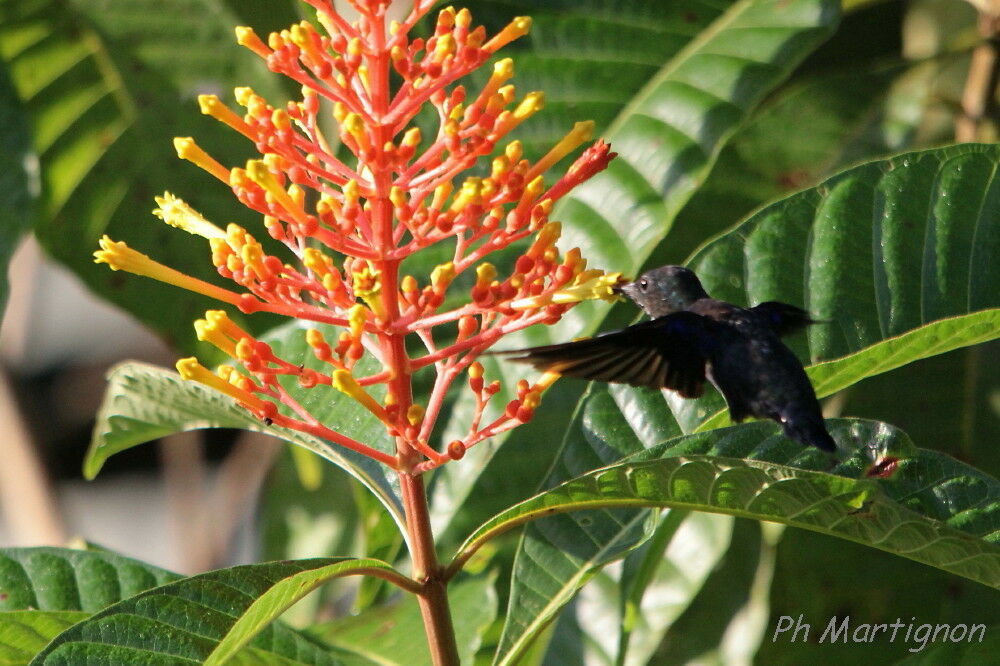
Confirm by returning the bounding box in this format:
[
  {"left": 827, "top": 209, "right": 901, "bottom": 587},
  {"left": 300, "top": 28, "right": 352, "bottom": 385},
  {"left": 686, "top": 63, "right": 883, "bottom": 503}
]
[
  {"left": 494, "top": 312, "right": 712, "bottom": 397},
  {"left": 750, "top": 301, "right": 818, "bottom": 337}
]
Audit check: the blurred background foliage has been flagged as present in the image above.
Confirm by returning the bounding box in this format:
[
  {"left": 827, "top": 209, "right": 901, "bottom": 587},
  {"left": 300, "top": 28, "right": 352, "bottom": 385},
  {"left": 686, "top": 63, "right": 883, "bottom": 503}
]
[{"left": 0, "top": 0, "right": 998, "bottom": 664}]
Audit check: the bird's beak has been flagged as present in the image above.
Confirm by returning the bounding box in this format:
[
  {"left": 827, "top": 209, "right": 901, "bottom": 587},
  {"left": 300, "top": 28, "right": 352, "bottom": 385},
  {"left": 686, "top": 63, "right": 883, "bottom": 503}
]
[{"left": 611, "top": 277, "right": 632, "bottom": 295}]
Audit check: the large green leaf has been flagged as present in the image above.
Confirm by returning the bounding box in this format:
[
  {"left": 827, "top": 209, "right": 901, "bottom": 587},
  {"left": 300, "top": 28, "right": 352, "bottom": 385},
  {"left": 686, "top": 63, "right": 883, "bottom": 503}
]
[
  {"left": 689, "top": 142, "right": 1000, "bottom": 360},
  {"left": 0, "top": 547, "right": 180, "bottom": 612},
  {"left": 660, "top": 61, "right": 912, "bottom": 265},
  {"left": 433, "top": 0, "right": 841, "bottom": 545},
  {"left": 459, "top": 417, "right": 1000, "bottom": 664},
  {"left": 27, "top": 556, "right": 406, "bottom": 665},
  {"left": 0, "top": 611, "right": 88, "bottom": 666},
  {"left": 307, "top": 573, "right": 497, "bottom": 666},
  {"left": 460, "top": 0, "right": 732, "bottom": 163},
  {"left": 680, "top": 142, "right": 1000, "bottom": 429},
  {"left": 484, "top": 139, "right": 1000, "bottom": 666},
  {"left": 0, "top": 0, "right": 290, "bottom": 351},
  {"left": 574, "top": 511, "right": 735, "bottom": 666},
  {"left": 85, "top": 320, "right": 404, "bottom": 535}
]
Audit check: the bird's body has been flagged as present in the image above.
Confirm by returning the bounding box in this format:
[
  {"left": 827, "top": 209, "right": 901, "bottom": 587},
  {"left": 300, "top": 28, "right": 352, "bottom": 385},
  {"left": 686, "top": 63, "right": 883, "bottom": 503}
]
[{"left": 499, "top": 266, "right": 836, "bottom": 452}]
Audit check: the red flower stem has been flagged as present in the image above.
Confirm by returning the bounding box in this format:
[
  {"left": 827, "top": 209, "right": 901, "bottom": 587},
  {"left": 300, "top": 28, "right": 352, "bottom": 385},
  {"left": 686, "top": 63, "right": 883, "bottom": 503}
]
[
  {"left": 419, "top": 362, "right": 461, "bottom": 442},
  {"left": 410, "top": 311, "right": 549, "bottom": 369},
  {"left": 269, "top": 411, "right": 398, "bottom": 467},
  {"left": 366, "top": 13, "right": 459, "bottom": 664}
]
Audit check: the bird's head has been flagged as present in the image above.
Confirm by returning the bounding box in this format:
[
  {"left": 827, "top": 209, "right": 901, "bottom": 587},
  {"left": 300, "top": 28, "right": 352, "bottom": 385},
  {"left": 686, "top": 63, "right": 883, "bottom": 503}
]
[{"left": 613, "top": 265, "right": 709, "bottom": 317}]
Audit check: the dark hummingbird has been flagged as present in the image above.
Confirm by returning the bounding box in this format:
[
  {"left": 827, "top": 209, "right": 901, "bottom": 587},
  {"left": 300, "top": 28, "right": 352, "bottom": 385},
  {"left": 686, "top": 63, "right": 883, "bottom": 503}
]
[{"left": 498, "top": 265, "right": 836, "bottom": 452}]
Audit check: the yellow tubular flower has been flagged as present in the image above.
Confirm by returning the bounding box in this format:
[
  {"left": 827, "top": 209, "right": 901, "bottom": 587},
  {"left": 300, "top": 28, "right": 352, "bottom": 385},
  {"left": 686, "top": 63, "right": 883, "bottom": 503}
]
[
  {"left": 332, "top": 369, "right": 389, "bottom": 421},
  {"left": 173, "top": 137, "right": 231, "bottom": 183},
  {"left": 153, "top": 192, "right": 226, "bottom": 239},
  {"left": 234, "top": 26, "right": 270, "bottom": 58},
  {"left": 176, "top": 357, "right": 268, "bottom": 410},
  {"left": 481, "top": 58, "right": 514, "bottom": 102},
  {"left": 245, "top": 159, "right": 310, "bottom": 226},
  {"left": 510, "top": 272, "right": 624, "bottom": 310},
  {"left": 483, "top": 16, "right": 532, "bottom": 52},
  {"left": 206, "top": 310, "right": 248, "bottom": 340},
  {"left": 94, "top": 236, "right": 243, "bottom": 305},
  {"left": 536, "top": 371, "right": 561, "bottom": 390},
  {"left": 431, "top": 182, "right": 453, "bottom": 211},
  {"left": 526, "top": 121, "right": 595, "bottom": 182},
  {"left": 194, "top": 317, "right": 237, "bottom": 357},
  {"left": 342, "top": 113, "right": 370, "bottom": 152}
]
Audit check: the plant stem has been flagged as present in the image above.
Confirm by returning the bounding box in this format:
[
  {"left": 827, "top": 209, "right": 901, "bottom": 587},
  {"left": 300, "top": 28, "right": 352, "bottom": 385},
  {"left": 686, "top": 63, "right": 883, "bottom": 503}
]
[
  {"left": 400, "top": 471, "right": 460, "bottom": 666},
  {"left": 357, "top": 7, "right": 460, "bottom": 661}
]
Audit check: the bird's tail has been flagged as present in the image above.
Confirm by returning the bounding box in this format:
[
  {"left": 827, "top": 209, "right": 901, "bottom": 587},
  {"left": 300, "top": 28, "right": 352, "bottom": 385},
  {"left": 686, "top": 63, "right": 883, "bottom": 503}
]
[{"left": 781, "top": 415, "right": 837, "bottom": 452}]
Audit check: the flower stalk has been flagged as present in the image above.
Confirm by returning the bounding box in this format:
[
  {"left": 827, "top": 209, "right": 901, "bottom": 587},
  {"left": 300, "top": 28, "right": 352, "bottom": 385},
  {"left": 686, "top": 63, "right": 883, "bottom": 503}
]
[{"left": 93, "top": 1, "right": 620, "bottom": 662}]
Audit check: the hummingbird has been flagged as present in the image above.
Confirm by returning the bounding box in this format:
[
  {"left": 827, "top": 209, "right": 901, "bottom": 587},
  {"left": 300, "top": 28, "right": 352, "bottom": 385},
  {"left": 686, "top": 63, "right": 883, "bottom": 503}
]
[{"left": 498, "top": 265, "right": 836, "bottom": 452}]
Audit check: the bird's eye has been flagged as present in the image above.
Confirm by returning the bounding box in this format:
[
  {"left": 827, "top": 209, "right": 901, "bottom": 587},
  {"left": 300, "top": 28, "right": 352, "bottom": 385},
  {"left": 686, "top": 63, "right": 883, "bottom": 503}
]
[{"left": 639, "top": 278, "right": 649, "bottom": 291}]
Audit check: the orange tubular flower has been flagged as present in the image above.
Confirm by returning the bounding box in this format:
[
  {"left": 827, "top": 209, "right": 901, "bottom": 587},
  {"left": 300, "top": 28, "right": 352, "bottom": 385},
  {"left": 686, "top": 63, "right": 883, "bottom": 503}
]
[{"left": 93, "top": 1, "right": 619, "bottom": 474}]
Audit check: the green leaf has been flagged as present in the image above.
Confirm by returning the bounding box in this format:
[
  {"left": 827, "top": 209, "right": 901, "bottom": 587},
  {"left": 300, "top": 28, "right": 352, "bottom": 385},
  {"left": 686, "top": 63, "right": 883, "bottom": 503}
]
[
  {"left": 682, "top": 143, "right": 1000, "bottom": 429},
  {"left": 660, "top": 61, "right": 911, "bottom": 265},
  {"left": 0, "top": 611, "right": 88, "bottom": 665},
  {"left": 29, "top": 557, "right": 406, "bottom": 665},
  {"left": 434, "top": 0, "right": 841, "bottom": 547},
  {"left": 0, "top": 547, "right": 180, "bottom": 612},
  {"left": 86, "top": 319, "right": 404, "bottom": 535},
  {"left": 689, "top": 143, "right": 1000, "bottom": 359},
  {"left": 465, "top": 0, "right": 733, "bottom": 163},
  {"left": 472, "top": 417, "right": 1000, "bottom": 664},
  {"left": 308, "top": 573, "right": 498, "bottom": 666},
  {"left": 0, "top": 0, "right": 287, "bottom": 351},
  {"left": 575, "top": 511, "right": 734, "bottom": 666}
]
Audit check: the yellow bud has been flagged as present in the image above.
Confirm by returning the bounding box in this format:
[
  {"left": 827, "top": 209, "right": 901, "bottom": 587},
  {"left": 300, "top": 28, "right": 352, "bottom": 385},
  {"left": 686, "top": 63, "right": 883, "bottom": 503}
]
[
  {"left": 431, "top": 262, "right": 456, "bottom": 290},
  {"left": 389, "top": 186, "right": 407, "bottom": 208},
  {"left": 303, "top": 248, "right": 328, "bottom": 275},
  {"left": 332, "top": 369, "right": 388, "bottom": 421},
  {"left": 348, "top": 303, "right": 367, "bottom": 338},
  {"left": 406, "top": 404, "right": 425, "bottom": 426},
  {"left": 402, "top": 127, "right": 422, "bottom": 147},
  {"left": 514, "top": 92, "right": 544, "bottom": 120},
  {"left": 176, "top": 357, "right": 267, "bottom": 411},
  {"left": 344, "top": 179, "right": 360, "bottom": 203},
  {"left": 306, "top": 328, "right": 325, "bottom": 347},
  {"left": 475, "top": 262, "right": 496, "bottom": 286},
  {"left": 234, "top": 87, "right": 254, "bottom": 106},
  {"left": 431, "top": 182, "right": 453, "bottom": 211},
  {"left": 505, "top": 141, "right": 523, "bottom": 163}
]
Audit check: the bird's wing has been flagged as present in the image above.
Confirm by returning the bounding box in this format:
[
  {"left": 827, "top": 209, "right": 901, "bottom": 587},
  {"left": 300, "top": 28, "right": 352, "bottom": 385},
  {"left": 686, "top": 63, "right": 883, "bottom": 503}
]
[
  {"left": 495, "top": 312, "right": 711, "bottom": 397},
  {"left": 749, "top": 301, "right": 817, "bottom": 337}
]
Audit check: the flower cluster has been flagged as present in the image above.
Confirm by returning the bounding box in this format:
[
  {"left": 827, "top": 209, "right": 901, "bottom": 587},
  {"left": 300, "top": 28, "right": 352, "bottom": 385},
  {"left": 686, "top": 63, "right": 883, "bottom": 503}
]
[{"left": 94, "top": 0, "right": 619, "bottom": 473}]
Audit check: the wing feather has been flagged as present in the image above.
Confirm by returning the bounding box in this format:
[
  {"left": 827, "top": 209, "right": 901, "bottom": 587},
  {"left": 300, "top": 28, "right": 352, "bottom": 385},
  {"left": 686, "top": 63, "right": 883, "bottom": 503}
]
[{"left": 495, "top": 311, "right": 714, "bottom": 395}]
